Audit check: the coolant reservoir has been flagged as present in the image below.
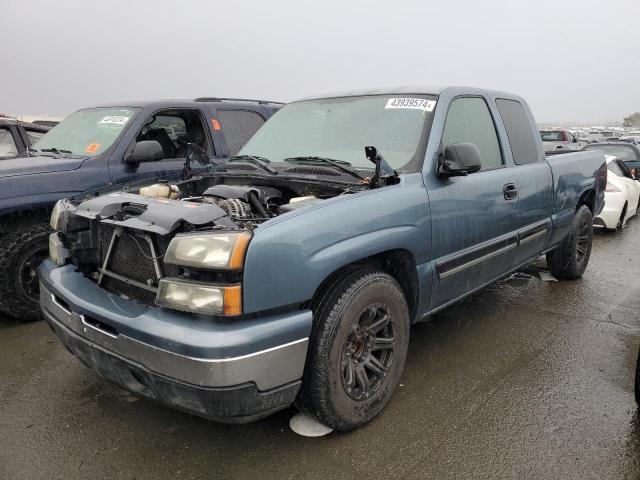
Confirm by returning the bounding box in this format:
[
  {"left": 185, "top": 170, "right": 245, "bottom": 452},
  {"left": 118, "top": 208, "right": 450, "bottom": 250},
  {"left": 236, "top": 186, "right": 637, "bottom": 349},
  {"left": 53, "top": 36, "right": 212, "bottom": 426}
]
[{"left": 139, "top": 182, "right": 179, "bottom": 199}]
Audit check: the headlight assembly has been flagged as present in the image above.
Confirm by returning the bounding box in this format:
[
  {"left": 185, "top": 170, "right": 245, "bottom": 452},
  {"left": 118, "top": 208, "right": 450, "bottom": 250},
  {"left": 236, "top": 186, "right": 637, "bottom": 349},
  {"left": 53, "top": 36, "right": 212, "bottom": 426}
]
[
  {"left": 156, "top": 278, "right": 242, "bottom": 316},
  {"left": 164, "top": 231, "right": 251, "bottom": 270}
]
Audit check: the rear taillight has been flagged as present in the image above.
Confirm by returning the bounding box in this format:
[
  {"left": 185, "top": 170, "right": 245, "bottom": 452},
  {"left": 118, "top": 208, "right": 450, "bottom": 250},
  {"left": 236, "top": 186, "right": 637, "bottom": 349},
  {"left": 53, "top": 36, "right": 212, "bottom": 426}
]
[{"left": 605, "top": 182, "right": 621, "bottom": 193}]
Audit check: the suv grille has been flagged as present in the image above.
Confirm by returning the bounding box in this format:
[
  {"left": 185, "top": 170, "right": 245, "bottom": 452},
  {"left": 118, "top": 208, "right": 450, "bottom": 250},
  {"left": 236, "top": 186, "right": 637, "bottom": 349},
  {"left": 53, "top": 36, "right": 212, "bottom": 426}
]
[{"left": 98, "top": 224, "right": 178, "bottom": 305}]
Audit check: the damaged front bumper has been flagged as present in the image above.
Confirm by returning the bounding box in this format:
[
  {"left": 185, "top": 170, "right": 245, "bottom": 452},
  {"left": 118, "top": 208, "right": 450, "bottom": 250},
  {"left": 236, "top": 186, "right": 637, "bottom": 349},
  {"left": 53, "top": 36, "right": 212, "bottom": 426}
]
[{"left": 39, "top": 260, "right": 312, "bottom": 423}]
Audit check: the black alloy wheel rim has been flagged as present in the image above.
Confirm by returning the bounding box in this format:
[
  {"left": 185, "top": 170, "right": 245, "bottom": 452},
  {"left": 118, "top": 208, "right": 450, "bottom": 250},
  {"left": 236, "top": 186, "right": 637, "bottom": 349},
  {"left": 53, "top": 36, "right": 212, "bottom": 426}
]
[
  {"left": 576, "top": 216, "right": 590, "bottom": 263},
  {"left": 341, "top": 304, "right": 395, "bottom": 401},
  {"left": 19, "top": 246, "right": 49, "bottom": 299}
]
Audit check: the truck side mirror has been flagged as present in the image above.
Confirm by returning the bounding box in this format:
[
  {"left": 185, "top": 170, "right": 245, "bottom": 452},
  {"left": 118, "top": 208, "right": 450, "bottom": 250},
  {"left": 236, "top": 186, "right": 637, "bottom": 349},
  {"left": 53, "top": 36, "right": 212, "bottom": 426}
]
[
  {"left": 438, "top": 143, "right": 482, "bottom": 177},
  {"left": 126, "top": 140, "right": 164, "bottom": 164}
]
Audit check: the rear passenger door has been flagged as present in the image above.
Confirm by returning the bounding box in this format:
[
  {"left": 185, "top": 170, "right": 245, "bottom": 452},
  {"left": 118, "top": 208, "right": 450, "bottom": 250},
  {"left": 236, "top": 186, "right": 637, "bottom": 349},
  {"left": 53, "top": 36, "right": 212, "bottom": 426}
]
[
  {"left": 495, "top": 99, "right": 553, "bottom": 264},
  {"left": 216, "top": 109, "right": 266, "bottom": 158},
  {"left": 428, "top": 96, "right": 519, "bottom": 310}
]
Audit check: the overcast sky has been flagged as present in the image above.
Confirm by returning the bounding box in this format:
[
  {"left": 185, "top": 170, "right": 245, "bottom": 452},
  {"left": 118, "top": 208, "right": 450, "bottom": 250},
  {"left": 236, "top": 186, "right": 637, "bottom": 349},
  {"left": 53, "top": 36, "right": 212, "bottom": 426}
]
[{"left": 1, "top": 0, "right": 638, "bottom": 123}]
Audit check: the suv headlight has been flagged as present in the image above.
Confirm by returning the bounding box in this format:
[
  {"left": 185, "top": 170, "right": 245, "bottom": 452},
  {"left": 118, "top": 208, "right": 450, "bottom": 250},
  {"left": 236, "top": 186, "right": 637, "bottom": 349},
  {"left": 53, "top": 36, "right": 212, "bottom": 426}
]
[
  {"left": 164, "top": 232, "right": 251, "bottom": 270},
  {"left": 156, "top": 279, "right": 242, "bottom": 316}
]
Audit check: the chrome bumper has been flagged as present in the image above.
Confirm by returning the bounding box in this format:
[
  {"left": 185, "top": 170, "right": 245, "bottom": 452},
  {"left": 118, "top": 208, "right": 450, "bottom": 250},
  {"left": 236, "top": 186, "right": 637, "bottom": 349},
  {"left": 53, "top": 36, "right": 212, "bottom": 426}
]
[{"left": 40, "top": 284, "right": 308, "bottom": 391}]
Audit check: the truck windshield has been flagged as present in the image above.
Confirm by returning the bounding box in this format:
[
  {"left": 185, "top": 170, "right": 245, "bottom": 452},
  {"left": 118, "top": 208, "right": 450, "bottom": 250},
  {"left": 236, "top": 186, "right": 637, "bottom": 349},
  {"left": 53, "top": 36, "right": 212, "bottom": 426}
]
[
  {"left": 238, "top": 95, "right": 437, "bottom": 170},
  {"left": 32, "top": 107, "right": 140, "bottom": 157}
]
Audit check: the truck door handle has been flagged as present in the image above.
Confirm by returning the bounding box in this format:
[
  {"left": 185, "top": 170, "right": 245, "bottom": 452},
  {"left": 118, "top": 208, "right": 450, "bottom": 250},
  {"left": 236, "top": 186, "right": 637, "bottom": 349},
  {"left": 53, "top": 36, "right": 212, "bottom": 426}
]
[{"left": 503, "top": 183, "right": 518, "bottom": 200}]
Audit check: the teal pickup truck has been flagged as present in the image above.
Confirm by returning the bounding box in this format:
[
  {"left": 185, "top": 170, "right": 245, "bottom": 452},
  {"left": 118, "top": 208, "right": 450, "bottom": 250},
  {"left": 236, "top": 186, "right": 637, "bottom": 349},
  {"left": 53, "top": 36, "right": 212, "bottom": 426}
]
[{"left": 41, "top": 86, "right": 606, "bottom": 430}]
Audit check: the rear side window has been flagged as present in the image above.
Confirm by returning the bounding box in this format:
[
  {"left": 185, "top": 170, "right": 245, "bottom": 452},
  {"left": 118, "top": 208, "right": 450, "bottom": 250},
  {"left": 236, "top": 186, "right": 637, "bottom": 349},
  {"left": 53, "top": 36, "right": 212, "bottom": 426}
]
[
  {"left": 496, "top": 99, "right": 539, "bottom": 165},
  {"left": 441, "top": 97, "right": 503, "bottom": 170},
  {"left": 217, "top": 110, "right": 265, "bottom": 157}
]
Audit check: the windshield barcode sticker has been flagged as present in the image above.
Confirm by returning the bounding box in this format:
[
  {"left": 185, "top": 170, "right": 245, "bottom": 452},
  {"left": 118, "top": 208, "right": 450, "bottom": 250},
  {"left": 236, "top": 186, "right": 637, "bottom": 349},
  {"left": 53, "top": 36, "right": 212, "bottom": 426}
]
[
  {"left": 385, "top": 98, "right": 436, "bottom": 111},
  {"left": 99, "top": 115, "right": 130, "bottom": 125}
]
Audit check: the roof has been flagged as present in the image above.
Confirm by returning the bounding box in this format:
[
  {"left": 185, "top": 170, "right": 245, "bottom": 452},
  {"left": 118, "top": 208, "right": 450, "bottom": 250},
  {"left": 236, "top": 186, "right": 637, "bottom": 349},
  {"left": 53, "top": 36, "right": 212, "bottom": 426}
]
[
  {"left": 294, "top": 85, "right": 521, "bottom": 102},
  {"left": 84, "top": 98, "right": 284, "bottom": 110}
]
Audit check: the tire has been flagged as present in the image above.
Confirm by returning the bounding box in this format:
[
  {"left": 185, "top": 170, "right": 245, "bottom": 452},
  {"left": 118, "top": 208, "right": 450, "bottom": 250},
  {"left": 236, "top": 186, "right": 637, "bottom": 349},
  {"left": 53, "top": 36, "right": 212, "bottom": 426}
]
[
  {"left": 546, "top": 205, "right": 593, "bottom": 280},
  {"left": 0, "top": 221, "right": 52, "bottom": 320},
  {"left": 297, "top": 269, "right": 410, "bottom": 431}
]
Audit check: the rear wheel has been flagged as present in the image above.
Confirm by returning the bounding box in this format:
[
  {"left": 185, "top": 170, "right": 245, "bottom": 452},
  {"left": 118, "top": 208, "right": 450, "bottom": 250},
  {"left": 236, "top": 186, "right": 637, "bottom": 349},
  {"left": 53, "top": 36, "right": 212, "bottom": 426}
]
[
  {"left": 297, "top": 269, "right": 410, "bottom": 431},
  {"left": 0, "top": 222, "right": 52, "bottom": 320},
  {"left": 546, "top": 205, "right": 593, "bottom": 280}
]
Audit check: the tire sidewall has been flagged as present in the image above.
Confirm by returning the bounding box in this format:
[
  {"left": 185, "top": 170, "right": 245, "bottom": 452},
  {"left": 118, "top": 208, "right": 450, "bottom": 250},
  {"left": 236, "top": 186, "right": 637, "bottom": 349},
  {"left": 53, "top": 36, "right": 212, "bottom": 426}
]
[{"left": 320, "top": 274, "right": 409, "bottom": 429}]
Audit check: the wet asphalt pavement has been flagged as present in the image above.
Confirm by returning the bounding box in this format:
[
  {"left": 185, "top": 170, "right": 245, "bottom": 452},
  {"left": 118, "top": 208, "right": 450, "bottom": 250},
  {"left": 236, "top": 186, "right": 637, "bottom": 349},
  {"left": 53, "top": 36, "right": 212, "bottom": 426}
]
[{"left": 1, "top": 223, "right": 639, "bottom": 480}]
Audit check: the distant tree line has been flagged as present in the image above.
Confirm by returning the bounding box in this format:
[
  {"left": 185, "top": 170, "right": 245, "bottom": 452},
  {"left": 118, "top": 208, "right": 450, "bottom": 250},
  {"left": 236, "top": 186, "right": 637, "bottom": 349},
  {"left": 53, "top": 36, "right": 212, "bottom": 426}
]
[{"left": 623, "top": 112, "right": 640, "bottom": 128}]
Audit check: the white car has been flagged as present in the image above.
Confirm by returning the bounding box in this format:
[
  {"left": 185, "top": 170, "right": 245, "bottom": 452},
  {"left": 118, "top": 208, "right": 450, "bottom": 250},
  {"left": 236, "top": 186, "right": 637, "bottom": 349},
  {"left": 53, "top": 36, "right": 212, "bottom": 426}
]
[{"left": 594, "top": 155, "right": 640, "bottom": 230}]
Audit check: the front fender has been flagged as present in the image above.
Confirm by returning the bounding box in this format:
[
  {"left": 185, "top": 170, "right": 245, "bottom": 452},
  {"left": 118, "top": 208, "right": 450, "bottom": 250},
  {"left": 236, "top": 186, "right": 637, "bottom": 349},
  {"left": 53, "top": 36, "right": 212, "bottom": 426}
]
[{"left": 242, "top": 174, "right": 431, "bottom": 314}]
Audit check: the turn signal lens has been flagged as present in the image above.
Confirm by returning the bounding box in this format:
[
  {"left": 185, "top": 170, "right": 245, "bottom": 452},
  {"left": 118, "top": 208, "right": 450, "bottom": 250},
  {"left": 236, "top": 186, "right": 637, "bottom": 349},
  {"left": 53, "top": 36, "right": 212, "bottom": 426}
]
[{"left": 156, "top": 278, "right": 242, "bottom": 316}]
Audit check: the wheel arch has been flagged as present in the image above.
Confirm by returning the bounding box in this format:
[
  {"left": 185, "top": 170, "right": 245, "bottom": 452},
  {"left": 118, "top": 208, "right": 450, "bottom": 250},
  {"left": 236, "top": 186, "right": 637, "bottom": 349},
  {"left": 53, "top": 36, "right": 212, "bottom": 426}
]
[
  {"left": 306, "top": 249, "right": 420, "bottom": 323},
  {"left": 577, "top": 187, "right": 596, "bottom": 213}
]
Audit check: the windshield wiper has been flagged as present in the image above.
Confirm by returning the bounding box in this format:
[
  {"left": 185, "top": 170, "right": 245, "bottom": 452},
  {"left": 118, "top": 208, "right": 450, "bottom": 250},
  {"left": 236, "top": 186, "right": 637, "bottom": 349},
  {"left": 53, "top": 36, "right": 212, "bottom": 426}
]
[
  {"left": 284, "top": 156, "right": 367, "bottom": 182},
  {"left": 40, "top": 147, "right": 73, "bottom": 155},
  {"left": 229, "top": 155, "right": 277, "bottom": 175}
]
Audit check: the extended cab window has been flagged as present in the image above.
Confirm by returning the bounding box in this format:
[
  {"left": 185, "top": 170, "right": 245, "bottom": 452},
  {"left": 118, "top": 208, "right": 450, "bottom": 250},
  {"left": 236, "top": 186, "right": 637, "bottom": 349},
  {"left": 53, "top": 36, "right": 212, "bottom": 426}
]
[
  {"left": 0, "top": 128, "right": 18, "bottom": 158},
  {"left": 217, "top": 110, "right": 265, "bottom": 157},
  {"left": 441, "top": 97, "right": 503, "bottom": 170},
  {"left": 135, "top": 109, "right": 211, "bottom": 160},
  {"left": 496, "top": 99, "right": 539, "bottom": 165}
]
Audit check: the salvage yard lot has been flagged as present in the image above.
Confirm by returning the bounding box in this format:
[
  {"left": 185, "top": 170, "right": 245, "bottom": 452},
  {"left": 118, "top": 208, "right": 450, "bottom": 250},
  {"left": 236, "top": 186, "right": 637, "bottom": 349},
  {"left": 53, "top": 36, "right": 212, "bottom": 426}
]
[{"left": 1, "top": 223, "right": 639, "bottom": 479}]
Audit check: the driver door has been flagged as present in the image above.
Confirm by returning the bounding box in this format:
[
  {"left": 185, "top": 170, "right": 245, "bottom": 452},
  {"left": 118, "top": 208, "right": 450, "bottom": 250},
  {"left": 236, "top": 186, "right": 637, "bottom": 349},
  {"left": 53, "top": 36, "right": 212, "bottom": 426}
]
[
  {"left": 111, "top": 108, "right": 212, "bottom": 184},
  {"left": 428, "top": 96, "right": 519, "bottom": 310}
]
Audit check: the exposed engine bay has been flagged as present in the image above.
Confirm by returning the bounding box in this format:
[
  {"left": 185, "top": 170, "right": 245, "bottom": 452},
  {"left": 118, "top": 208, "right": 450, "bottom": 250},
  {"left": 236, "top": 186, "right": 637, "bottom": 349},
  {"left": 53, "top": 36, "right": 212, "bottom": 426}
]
[
  {"left": 104, "top": 173, "right": 363, "bottom": 232},
  {"left": 52, "top": 173, "right": 368, "bottom": 306}
]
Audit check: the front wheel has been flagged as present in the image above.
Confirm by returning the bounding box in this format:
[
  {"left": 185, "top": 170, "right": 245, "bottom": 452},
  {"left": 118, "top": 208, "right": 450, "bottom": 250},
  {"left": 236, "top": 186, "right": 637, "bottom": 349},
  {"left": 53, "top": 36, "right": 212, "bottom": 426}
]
[
  {"left": 0, "top": 222, "right": 52, "bottom": 320},
  {"left": 546, "top": 205, "right": 593, "bottom": 280},
  {"left": 297, "top": 269, "right": 410, "bottom": 431}
]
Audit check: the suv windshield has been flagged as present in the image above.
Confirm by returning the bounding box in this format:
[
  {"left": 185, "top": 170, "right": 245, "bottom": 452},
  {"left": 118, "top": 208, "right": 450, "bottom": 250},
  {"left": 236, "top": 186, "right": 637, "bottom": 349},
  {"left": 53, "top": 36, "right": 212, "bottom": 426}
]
[
  {"left": 238, "top": 95, "right": 437, "bottom": 170},
  {"left": 32, "top": 107, "right": 140, "bottom": 157}
]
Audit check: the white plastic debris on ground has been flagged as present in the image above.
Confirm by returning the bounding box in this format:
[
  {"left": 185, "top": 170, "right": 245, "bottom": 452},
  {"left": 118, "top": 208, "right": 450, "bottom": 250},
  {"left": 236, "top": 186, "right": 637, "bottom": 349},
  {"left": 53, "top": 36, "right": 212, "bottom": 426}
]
[{"left": 289, "top": 412, "right": 333, "bottom": 437}]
